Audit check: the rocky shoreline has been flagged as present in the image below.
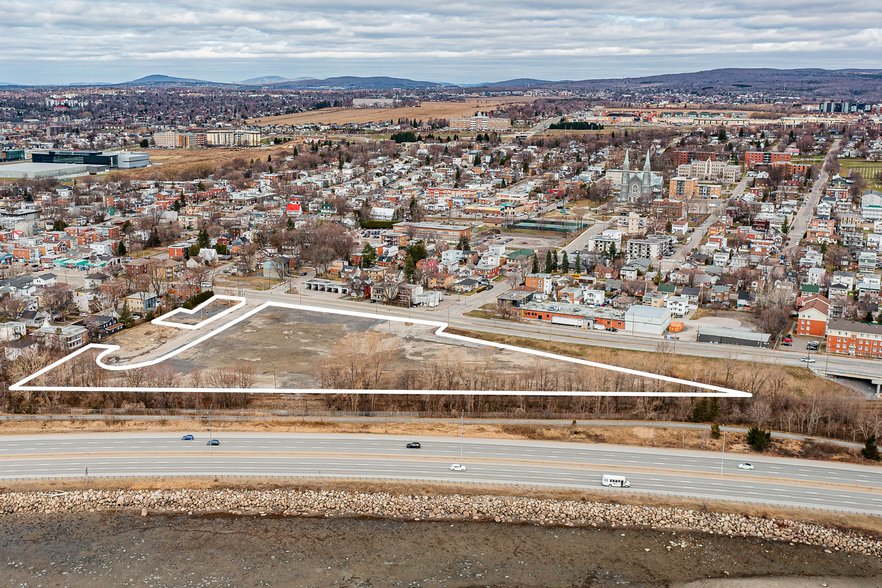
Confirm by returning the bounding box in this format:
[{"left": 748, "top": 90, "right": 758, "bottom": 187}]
[{"left": 1, "top": 488, "right": 879, "bottom": 558}]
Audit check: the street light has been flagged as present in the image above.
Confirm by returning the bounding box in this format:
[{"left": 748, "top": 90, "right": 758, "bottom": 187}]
[
  {"left": 720, "top": 430, "right": 726, "bottom": 475},
  {"left": 460, "top": 409, "right": 464, "bottom": 459},
  {"left": 208, "top": 403, "right": 213, "bottom": 440}
]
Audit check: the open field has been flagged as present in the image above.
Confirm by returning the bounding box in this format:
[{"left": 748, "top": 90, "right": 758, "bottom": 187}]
[
  {"left": 105, "top": 145, "right": 293, "bottom": 182},
  {"left": 839, "top": 159, "right": 882, "bottom": 188},
  {"left": 246, "top": 97, "right": 542, "bottom": 127}
]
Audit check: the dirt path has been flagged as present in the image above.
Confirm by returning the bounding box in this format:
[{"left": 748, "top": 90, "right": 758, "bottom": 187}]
[{"left": 2, "top": 513, "right": 880, "bottom": 587}]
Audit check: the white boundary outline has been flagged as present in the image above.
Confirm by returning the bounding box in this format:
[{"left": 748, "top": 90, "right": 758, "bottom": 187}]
[{"left": 11, "top": 295, "right": 751, "bottom": 398}]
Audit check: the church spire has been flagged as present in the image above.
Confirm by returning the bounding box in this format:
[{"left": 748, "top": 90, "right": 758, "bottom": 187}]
[{"left": 643, "top": 151, "right": 651, "bottom": 174}]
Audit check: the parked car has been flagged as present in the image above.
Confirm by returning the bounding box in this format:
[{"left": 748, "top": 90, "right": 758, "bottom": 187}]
[
  {"left": 406, "top": 442, "right": 421, "bottom": 449},
  {"left": 737, "top": 463, "right": 754, "bottom": 470},
  {"left": 449, "top": 464, "right": 466, "bottom": 472},
  {"left": 807, "top": 341, "right": 820, "bottom": 350},
  {"left": 781, "top": 341, "right": 792, "bottom": 346},
  {"left": 207, "top": 439, "right": 220, "bottom": 446},
  {"left": 181, "top": 434, "right": 194, "bottom": 441},
  {"left": 782, "top": 335, "right": 793, "bottom": 343}
]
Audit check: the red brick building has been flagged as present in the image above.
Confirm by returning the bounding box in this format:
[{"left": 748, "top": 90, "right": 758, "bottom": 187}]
[
  {"left": 826, "top": 319, "right": 882, "bottom": 358},
  {"left": 797, "top": 295, "right": 830, "bottom": 337}
]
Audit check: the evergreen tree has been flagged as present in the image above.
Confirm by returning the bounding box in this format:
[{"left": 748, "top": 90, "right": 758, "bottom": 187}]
[
  {"left": 862, "top": 435, "right": 881, "bottom": 461},
  {"left": 456, "top": 234, "right": 470, "bottom": 251},
  {"left": 746, "top": 427, "right": 772, "bottom": 452},
  {"left": 117, "top": 241, "right": 126, "bottom": 256},
  {"left": 197, "top": 229, "right": 210, "bottom": 249},
  {"left": 405, "top": 255, "right": 416, "bottom": 282},
  {"left": 552, "top": 249, "right": 559, "bottom": 272},
  {"left": 545, "top": 249, "right": 553, "bottom": 273},
  {"left": 119, "top": 301, "right": 134, "bottom": 328},
  {"left": 474, "top": 153, "right": 481, "bottom": 166},
  {"left": 608, "top": 242, "right": 618, "bottom": 260},
  {"left": 866, "top": 311, "right": 875, "bottom": 323},
  {"left": 361, "top": 243, "right": 377, "bottom": 268},
  {"left": 575, "top": 252, "right": 581, "bottom": 272},
  {"left": 561, "top": 251, "right": 569, "bottom": 273},
  {"left": 406, "top": 241, "right": 428, "bottom": 262},
  {"left": 532, "top": 255, "right": 540, "bottom": 274}
]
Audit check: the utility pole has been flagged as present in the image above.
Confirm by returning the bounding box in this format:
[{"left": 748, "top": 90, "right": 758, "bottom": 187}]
[
  {"left": 720, "top": 430, "right": 726, "bottom": 475},
  {"left": 209, "top": 403, "right": 213, "bottom": 440}
]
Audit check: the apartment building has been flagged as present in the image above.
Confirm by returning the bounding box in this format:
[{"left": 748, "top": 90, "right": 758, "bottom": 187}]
[
  {"left": 206, "top": 129, "right": 261, "bottom": 147},
  {"left": 626, "top": 237, "right": 671, "bottom": 260},
  {"left": 449, "top": 113, "right": 512, "bottom": 132},
  {"left": 744, "top": 151, "right": 792, "bottom": 166},
  {"left": 669, "top": 176, "right": 698, "bottom": 199},
  {"left": 826, "top": 319, "right": 882, "bottom": 358},
  {"left": 797, "top": 295, "right": 830, "bottom": 337}
]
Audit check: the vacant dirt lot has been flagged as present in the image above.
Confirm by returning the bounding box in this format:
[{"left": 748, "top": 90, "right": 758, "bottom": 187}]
[
  {"left": 247, "top": 97, "right": 542, "bottom": 127},
  {"left": 162, "top": 307, "right": 583, "bottom": 389},
  {"left": 1, "top": 510, "right": 878, "bottom": 588}
]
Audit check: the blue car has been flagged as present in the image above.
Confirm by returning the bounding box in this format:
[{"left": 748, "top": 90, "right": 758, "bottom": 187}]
[
  {"left": 181, "top": 434, "right": 194, "bottom": 441},
  {"left": 207, "top": 439, "right": 220, "bottom": 446}
]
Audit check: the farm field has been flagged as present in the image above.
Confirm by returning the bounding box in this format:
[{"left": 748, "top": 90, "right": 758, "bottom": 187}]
[{"left": 246, "top": 97, "right": 542, "bottom": 127}]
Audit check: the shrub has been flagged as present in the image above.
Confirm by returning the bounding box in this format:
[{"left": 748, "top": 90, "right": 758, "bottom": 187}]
[{"left": 746, "top": 427, "right": 772, "bottom": 452}]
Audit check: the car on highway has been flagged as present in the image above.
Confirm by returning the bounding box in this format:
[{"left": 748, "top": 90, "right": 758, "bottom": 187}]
[
  {"left": 801, "top": 357, "right": 816, "bottom": 364},
  {"left": 406, "top": 442, "right": 421, "bottom": 449},
  {"left": 207, "top": 439, "right": 220, "bottom": 446},
  {"left": 449, "top": 464, "right": 466, "bottom": 472},
  {"left": 738, "top": 463, "right": 754, "bottom": 470},
  {"left": 181, "top": 434, "right": 194, "bottom": 441}
]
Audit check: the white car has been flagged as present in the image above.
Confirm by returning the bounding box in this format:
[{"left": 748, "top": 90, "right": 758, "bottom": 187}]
[
  {"left": 801, "top": 357, "right": 816, "bottom": 364},
  {"left": 449, "top": 464, "right": 467, "bottom": 472},
  {"left": 738, "top": 463, "right": 754, "bottom": 470}
]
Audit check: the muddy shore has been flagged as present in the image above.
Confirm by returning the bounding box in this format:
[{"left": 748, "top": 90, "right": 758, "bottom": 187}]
[{"left": 2, "top": 513, "right": 881, "bottom": 587}]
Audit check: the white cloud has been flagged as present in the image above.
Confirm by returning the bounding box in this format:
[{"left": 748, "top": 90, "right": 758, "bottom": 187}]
[{"left": 1, "top": 0, "right": 881, "bottom": 83}]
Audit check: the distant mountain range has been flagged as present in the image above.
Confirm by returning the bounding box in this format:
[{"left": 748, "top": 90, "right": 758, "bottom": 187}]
[
  {"left": 6, "top": 68, "right": 881, "bottom": 99},
  {"left": 264, "top": 76, "right": 452, "bottom": 90}
]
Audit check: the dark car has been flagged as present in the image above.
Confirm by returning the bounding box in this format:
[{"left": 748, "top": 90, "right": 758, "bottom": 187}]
[
  {"left": 207, "top": 439, "right": 220, "bottom": 446},
  {"left": 807, "top": 341, "right": 820, "bottom": 350},
  {"left": 181, "top": 434, "right": 194, "bottom": 441},
  {"left": 406, "top": 442, "right": 421, "bottom": 449},
  {"left": 486, "top": 285, "right": 493, "bottom": 290},
  {"left": 609, "top": 327, "right": 618, "bottom": 332},
  {"left": 781, "top": 341, "right": 792, "bottom": 346}
]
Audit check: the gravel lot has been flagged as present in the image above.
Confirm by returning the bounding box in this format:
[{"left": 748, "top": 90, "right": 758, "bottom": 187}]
[{"left": 2, "top": 513, "right": 880, "bottom": 587}]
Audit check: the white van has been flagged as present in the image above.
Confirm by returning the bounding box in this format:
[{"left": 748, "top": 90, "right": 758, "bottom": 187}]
[{"left": 602, "top": 474, "right": 630, "bottom": 488}]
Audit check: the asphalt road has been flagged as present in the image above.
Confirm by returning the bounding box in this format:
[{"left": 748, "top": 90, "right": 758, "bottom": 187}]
[
  {"left": 787, "top": 139, "right": 840, "bottom": 248},
  {"left": 2, "top": 433, "right": 880, "bottom": 515}
]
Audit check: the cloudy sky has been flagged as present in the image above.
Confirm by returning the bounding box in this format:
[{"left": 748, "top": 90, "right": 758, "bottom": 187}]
[{"left": 3, "top": 0, "right": 881, "bottom": 85}]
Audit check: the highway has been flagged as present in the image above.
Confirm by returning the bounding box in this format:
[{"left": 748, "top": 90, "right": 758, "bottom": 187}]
[{"left": 1, "top": 433, "right": 881, "bottom": 515}]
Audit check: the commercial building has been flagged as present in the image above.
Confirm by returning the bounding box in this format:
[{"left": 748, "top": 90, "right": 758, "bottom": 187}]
[
  {"left": 30, "top": 150, "right": 149, "bottom": 169},
  {"left": 697, "top": 326, "right": 771, "bottom": 348},
  {"left": 825, "top": 319, "right": 882, "bottom": 358},
  {"left": 624, "top": 306, "right": 672, "bottom": 336},
  {"left": 1, "top": 150, "right": 25, "bottom": 162}
]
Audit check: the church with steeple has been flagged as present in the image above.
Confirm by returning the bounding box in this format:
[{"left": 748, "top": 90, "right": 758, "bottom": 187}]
[{"left": 618, "top": 149, "right": 663, "bottom": 203}]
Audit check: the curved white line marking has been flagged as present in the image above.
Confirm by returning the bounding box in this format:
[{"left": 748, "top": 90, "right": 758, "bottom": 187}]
[{"left": 11, "top": 295, "right": 751, "bottom": 398}]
